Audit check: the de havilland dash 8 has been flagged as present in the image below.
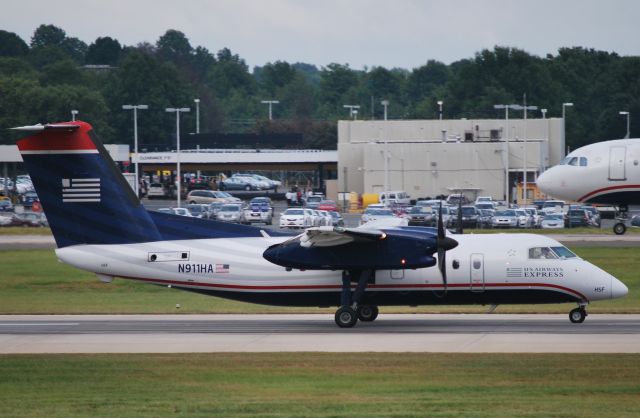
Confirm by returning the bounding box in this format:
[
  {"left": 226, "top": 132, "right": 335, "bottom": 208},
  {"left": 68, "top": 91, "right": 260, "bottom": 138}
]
[{"left": 12, "top": 121, "right": 628, "bottom": 327}]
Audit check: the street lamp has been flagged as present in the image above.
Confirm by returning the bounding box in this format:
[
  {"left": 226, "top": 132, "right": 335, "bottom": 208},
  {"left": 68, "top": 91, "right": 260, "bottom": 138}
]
[
  {"left": 437, "top": 100, "right": 443, "bottom": 120},
  {"left": 194, "top": 99, "right": 200, "bottom": 134},
  {"left": 541, "top": 108, "right": 547, "bottom": 119},
  {"left": 343, "top": 105, "right": 360, "bottom": 120},
  {"left": 494, "top": 103, "right": 521, "bottom": 202},
  {"left": 562, "top": 102, "right": 573, "bottom": 158},
  {"left": 619, "top": 111, "right": 630, "bottom": 139},
  {"left": 510, "top": 97, "right": 537, "bottom": 205},
  {"left": 380, "top": 100, "right": 389, "bottom": 121},
  {"left": 71, "top": 110, "right": 78, "bottom": 121},
  {"left": 165, "top": 107, "right": 191, "bottom": 208},
  {"left": 122, "top": 104, "right": 149, "bottom": 197},
  {"left": 261, "top": 100, "right": 279, "bottom": 120}
]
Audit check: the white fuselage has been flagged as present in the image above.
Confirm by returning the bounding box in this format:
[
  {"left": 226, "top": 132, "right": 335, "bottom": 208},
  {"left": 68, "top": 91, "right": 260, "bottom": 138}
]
[
  {"left": 55, "top": 233, "right": 627, "bottom": 306},
  {"left": 537, "top": 138, "right": 640, "bottom": 204}
]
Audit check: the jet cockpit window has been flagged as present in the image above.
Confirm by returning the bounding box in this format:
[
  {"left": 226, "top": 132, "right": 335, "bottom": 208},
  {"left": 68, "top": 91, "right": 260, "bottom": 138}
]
[
  {"left": 551, "top": 246, "right": 577, "bottom": 259},
  {"left": 528, "top": 247, "right": 558, "bottom": 259},
  {"left": 580, "top": 157, "right": 588, "bottom": 166}
]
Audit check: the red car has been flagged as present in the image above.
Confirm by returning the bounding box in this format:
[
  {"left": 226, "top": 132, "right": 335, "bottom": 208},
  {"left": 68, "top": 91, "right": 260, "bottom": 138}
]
[{"left": 318, "top": 200, "right": 338, "bottom": 211}]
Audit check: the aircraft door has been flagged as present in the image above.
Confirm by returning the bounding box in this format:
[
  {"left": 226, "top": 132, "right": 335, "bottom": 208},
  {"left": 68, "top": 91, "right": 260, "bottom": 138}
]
[
  {"left": 470, "top": 253, "right": 485, "bottom": 292},
  {"left": 609, "top": 146, "right": 627, "bottom": 181}
]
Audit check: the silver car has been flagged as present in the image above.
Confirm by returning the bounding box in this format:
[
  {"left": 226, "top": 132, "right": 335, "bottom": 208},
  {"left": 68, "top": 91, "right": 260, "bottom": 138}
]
[
  {"left": 491, "top": 210, "right": 519, "bottom": 228},
  {"left": 216, "top": 204, "right": 246, "bottom": 223}
]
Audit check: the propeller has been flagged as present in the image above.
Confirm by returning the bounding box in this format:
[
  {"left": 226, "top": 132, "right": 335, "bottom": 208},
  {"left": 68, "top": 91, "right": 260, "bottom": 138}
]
[
  {"left": 455, "top": 193, "right": 463, "bottom": 234},
  {"left": 436, "top": 202, "right": 458, "bottom": 296}
]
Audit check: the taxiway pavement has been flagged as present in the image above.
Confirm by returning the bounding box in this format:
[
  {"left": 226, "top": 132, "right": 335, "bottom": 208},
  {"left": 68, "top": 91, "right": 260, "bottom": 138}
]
[{"left": 1, "top": 314, "right": 638, "bottom": 353}]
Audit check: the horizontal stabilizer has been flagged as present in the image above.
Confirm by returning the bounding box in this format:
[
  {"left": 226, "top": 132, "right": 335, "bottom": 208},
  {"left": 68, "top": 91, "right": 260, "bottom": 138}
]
[{"left": 11, "top": 123, "right": 80, "bottom": 132}]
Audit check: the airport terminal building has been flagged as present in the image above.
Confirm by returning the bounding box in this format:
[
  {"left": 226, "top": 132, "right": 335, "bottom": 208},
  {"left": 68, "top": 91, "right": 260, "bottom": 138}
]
[{"left": 337, "top": 118, "right": 565, "bottom": 202}]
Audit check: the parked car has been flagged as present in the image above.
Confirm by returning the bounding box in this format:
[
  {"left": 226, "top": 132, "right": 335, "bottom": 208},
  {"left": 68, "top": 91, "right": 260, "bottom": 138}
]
[
  {"left": 0, "top": 214, "right": 12, "bottom": 226},
  {"left": 329, "top": 211, "right": 344, "bottom": 227},
  {"left": 216, "top": 204, "right": 246, "bottom": 223},
  {"left": 491, "top": 210, "right": 519, "bottom": 228},
  {"left": 515, "top": 209, "right": 533, "bottom": 228},
  {"left": 186, "top": 204, "right": 209, "bottom": 218},
  {"left": 475, "top": 196, "right": 493, "bottom": 205},
  {"left": 317, "top": 210, "right": 333, "bottom": 226},
  {"left": 449, "top": 206, "right": 480, "bottom": 229},
  {"left": 406, "top": 205, "right": 434, "bottom": 226},
  {"left": 581, "top": 206, "right": 601, "bottom": 227},
  {"left": 318, "top": 200, "right": 338, "bottom": 211},
  {"left": 360, "top": 208, "right": 396, "bottom": 225},
  {"left": 220, "top": 177, "right": 261, "bottom": 191},
  {"left": 171, "top": 208, "right": 193, "bottom": 217},
  {"left": 477, "top": 209, "right": 494, "bottom": 228},
  {"left": 232, "top": 174, "right": 281, "bottom": 190},
  {"left": 146, "top": 183, "right": 167, "bottom": 199},
  {"left": 541, "top": 214, "right": 565, "bottom": 229},
  {"left": 305, "top": 194, "right": 325, "bottom": 209},
  {"left": 187, "top": 190, "right": 229, "bottom": 204},
  {"left": 379, "top": 191, "right": 411, "bottom": 206},
  {"left": 244, "top": 197, "right": 274, "bottom": 225},
  {"left": 279, "top": 208, "right": 311, "bottom": 229},
  {"left": 207, "top": 202, "right": 225, "bottom": 219},
  {"left": 523, "top": 207, "right": 542, "bottom": 228},
  {"left": 20, "top": 191, "right": 39, "bottom": 208},
  {"left": 446, "top": 193, "right": 470, "bottom": 206},
  {"left": 565, "top": 209, "right": 590, "bottom": 227},
  {"left": 7, "top": 212, "right": 46, "bottom": 227},
  {"left": 0, "top": 199, "right": 14, "bottom": 212},
  {"left": 475, "top": 202, "right": 496, "bottom": 211},
  {"left": 541, "top": 200, "right": 565, "bottom": 215}
]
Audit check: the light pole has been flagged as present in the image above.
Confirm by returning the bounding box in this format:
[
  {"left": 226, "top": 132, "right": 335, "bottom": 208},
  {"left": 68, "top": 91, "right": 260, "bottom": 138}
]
[
  {"left": 122, "top": 104, "right": 148, "bottom": 197},
  {"left": 71, "top": 110, "right": 78, "bottom": 121},
  {"left": 194, "top": 99, "right": 200, "bottom": 134},
  {"left": 343, "top": 105, "right": 360, "bottom": 120},
  {"left": 494, "top": 104, "right": 520, "bottom": 202},
  {"left": 541, "top": 108, "right": 547, "bottom": 119},
  {"left": 562, "top": 102, "right": 573, "bottom": 158},
  {"left": 381, "top": 100, "right": 389, "bottom": 121},
  {"left": 619, "top": 111, "right": 630, "bottom": 138},
  {"left": 437, "top": 100, "right": 443, "bottom": 120},
  {"left": 511, "top": 97, "right": 537, "bottom": 205},
  {"left": 261, "top": 100, "right": 279, "bottom": 120},
  {"left": 165, "top": 107, "right": 191, "bottom": 208}
]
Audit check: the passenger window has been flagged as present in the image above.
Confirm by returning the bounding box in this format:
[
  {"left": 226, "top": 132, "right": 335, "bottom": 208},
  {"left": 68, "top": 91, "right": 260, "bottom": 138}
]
[{"left": 529, "top": 247, "right": 557, "bottom": 259}]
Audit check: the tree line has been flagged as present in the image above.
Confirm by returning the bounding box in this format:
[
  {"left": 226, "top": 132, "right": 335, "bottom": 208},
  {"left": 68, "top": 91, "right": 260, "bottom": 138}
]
[{"left": 0, "top": 24, "right": 639, "bottom": 150}]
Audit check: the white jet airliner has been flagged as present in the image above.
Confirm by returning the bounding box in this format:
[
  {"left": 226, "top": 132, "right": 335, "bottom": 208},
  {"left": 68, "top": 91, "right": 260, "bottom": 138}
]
[
  {"left": 537, "top": 138, "right": 640, "bottom": 234},
  {"left": 13, "top": 122, "right": 628, "bottom": 327}
]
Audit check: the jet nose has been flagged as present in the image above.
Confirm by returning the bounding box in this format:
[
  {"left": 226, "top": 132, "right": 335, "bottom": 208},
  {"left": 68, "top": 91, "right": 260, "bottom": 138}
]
[
  {"left": 611, "top": 277, "right": 629, "bottom": 299},
  {"left": 536, "top": 170, "right": 554, "bottom": 195}
]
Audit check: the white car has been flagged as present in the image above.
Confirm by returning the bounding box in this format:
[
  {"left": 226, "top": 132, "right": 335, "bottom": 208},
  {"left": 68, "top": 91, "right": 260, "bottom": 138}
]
[
  {"left": 361, "top": 208, "right": 396, "bottom": 225},
  {"left": 280, "top": 208, "right": 311, "bottom": 229},
  {"left": 541, "top": 214, "right": 565, "bottom": 229},
  {"left": 515, "top": 209, "right": 532, "bottom": 228},
  {"left": 491, "top": 210, "right": 519, "bottom": 228},
  {"left": 147, "top": 183, "right": 166, "bottom": 199},
  {"left": 317, "top": 210, "right": 333, "bottom": 226}
]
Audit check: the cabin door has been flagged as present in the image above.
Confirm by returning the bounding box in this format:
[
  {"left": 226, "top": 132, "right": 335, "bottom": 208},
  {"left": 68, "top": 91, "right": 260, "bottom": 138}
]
[
  {"left": 470, "top": 253, "right": 485, "bottom": 292},
  {"left": 609, "top": 146, "right": 627, "bottom": 181}
]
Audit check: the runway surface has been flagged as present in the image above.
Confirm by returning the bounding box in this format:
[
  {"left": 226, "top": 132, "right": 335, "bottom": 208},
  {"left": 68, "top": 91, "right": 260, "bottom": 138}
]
[{"left": 1, "top": 314, "right": 639, "bottom": 353}]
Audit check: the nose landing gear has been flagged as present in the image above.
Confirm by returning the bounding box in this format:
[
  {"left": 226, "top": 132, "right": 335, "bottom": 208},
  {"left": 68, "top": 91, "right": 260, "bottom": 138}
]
[{"left": 569, "top": 305, "right": 588, "bottom": 323}]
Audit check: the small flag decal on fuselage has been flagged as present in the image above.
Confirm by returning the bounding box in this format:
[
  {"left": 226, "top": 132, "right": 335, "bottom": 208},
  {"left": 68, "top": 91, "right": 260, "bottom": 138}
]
[
  {"left": 62, "top": 178, "right": 101, "bottom": 202},
  {"left": 216, "top": 264, "right": 230, "bottom": 273}
]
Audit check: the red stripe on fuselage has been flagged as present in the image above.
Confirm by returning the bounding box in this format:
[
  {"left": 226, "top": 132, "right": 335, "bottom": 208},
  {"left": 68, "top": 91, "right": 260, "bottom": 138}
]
[
  {"left": 118, "top": 275, "right": 587, "bottom": 301},
  {"left": 578, "top": 184, "right": 640, "bottom": 202},
  {"left": 17, "top": 121, "right": 96, "bottom": 152}
]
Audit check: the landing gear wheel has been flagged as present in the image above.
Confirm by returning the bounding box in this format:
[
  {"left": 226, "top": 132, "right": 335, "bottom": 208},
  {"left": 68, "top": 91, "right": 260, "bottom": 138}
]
[
  {"left": 335, "top": 306, "right": 358, "bottom": 328},
  {"left": 613, "top": 223, "right": 626, "bottom": 235},
  {"left": 357, "top": 305, "right": 379, "bottom": 322},
  {"left": 569, "top": 307, "right": 587, "bottom": 324}
]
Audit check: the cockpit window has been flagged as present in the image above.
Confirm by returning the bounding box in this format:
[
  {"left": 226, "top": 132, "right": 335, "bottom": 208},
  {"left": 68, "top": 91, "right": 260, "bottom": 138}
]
[
  {"left": 560, "top": 156, "right": 587, "bottom": 166},
  {"left": 551, "top": 246, "right": 577, "bottom": 259},
  {"left": 580, "top": 157, "right": 588, "bottom": 166},
  {"left": 529, "top": 247, "right": 557, "bottom": 259}
]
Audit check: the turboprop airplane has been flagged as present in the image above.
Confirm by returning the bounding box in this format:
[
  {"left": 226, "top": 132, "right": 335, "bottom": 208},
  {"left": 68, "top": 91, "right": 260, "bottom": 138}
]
[
  {"left": 537, "top": 138, "right": 640, "bottom": 234},
  {"left": 13, "top": 121, "right": 628, "bottom": 327}
]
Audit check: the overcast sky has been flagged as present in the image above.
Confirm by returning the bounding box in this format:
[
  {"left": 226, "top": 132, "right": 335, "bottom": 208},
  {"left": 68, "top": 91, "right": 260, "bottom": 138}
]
[{"left": 3, "top": 0, "right": 639, "bottom": 70}]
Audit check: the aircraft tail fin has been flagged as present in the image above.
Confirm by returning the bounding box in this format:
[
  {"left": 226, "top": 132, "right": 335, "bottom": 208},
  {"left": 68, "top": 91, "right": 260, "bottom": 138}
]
[{"left": 15, "top": 121, "right": 163, "bottom": 247}]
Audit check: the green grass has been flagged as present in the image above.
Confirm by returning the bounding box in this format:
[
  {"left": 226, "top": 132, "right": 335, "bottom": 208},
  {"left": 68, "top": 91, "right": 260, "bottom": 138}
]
[
  {"left": 0, "top": 353, "right": 638, "bottom": 417},
  {"left": 0, "top": 226, "right": 52, "bottom": 235},
  {"left": 0, "top": 247, "right": 638, "bottom": 314}
]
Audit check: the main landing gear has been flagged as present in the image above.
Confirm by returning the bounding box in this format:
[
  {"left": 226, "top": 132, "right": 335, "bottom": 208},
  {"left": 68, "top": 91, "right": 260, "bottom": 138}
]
[
  {"left": 334, "top": 270, "right": 379, "bottom": 328},
  {"left": 569, "top": 303, "right": 588, "bottom": 324}
]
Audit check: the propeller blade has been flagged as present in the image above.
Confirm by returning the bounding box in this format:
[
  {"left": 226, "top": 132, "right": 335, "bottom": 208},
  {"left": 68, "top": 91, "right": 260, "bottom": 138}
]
[
  {"left": 436, "top": 201, "right": 458, "bottom": 296},
  {"left": 456, "top": 194, "right": 463, "bottom": 234},
  {"left": 437, "top": 201, "right": 445, "bottom": 239}
]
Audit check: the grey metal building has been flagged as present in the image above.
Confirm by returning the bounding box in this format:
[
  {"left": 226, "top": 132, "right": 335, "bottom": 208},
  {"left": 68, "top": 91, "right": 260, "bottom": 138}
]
[{"left": 337, "top": 118, "right": 564, "bottom": 202}]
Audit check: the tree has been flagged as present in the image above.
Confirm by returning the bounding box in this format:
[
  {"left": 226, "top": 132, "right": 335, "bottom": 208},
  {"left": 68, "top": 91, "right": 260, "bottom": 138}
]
[
  {"left": 261, "top": 61, "right": 296, "bottom": 95},
  {"left": 30, "top": 24, "right": 66, "bottom": 48},
  {"left": 156, "top": 29, "right": 192, "bottom": 64},
  {"left": 319, "top": 63, "right": 358, "bottom": 108},
  {"left": 39, "top": 59, "right": 85, "bottom": 85},
  {"left": 0, "top": 30, "right": 29, "bottom": 57},
  {"left": 86, "top": 37, "right": 122, "bottom": 65}
]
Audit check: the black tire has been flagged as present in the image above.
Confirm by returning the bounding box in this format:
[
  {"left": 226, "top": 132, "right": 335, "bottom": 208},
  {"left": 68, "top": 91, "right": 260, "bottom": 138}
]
[
  {"left": 569, "top": 308, "right": 587, "bottom": 324},
  {"left": 334, "top": 306, "right": 358, "bottom": 328},
  {"left": 357, "top": 305, "right": 379, "bottom": 322},
  {"left": 613, "top": 223, "right": 626, "bottom": 235},
  {"left": 189, "top": 200, "right": 196, "bottom": 204}
]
